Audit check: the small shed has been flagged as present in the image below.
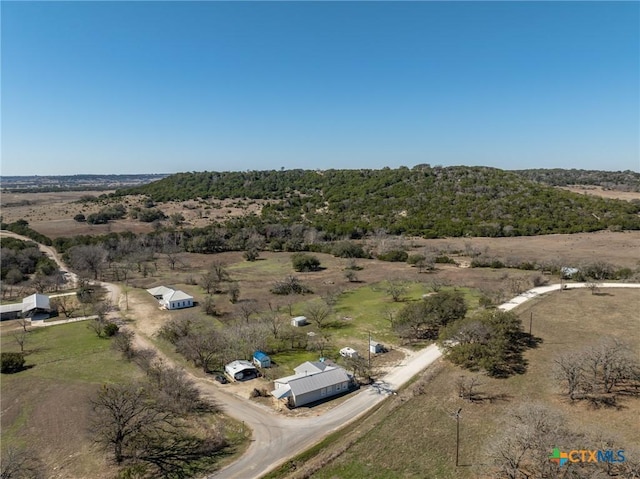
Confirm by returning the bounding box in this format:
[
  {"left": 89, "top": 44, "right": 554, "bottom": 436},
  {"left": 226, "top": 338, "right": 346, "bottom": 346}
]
[
  {"left": 369, "top": 340, "right": 384, "bottom": 354},
  {"left": 253, "top": 351, "right": 271, "bottom": 368},
  {"left": 340, "top": 347, "right": 358, "bottom": 358},
  {"left": 291, "top": 316, "right": 308, "bottom": 327}
]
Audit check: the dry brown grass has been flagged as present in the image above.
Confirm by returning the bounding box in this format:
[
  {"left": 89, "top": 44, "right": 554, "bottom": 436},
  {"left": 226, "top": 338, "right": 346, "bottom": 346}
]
[{"left": 560, "top": 185, "right": 640, "bottom": 202}]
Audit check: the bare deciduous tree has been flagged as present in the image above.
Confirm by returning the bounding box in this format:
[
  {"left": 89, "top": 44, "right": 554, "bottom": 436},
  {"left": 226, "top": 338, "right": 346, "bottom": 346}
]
[
  {"left": 456, "top": 375, "right": 482, "bottom": 402},
  {"left": 176, "top": 330, "right": 221, "bottom": 373},
  {"left": 90, "top": 383, "right": 173, "bottom": 463},
  {"left": 304, "top": 300, "right": 333, "bottom": 329},
  {"left": 384, "top": 279, "right": 408, "bottom": 302},
  {"left": 237, "top": 300, "right": 258, "bottom": 323},
  {"left": 200, "top": 271, "right": 219, "bottom": 295},
  {"left": 13, "top": 330, "right": 27, "bottom": 354},
  {"left": 50, "top": 295, "right": 78, "bottom": 318},
  {"left": 308, "top": 332, "right": 333, "bottom": 357},
  {"left": 111, "top": 328, "right": 135, "bottom": 360},
  {"left": 586, "top": 279, "right": 601, "bottom": 295},
  {"left": 487, "top": 404, "right": 567, "bottom": 479},
  {"left": 554, "top": 338, "right": 639, "bottom": 404},
  {"left": 0, "top": 446, "right": 44, "bottom": 479},
  {"left": 209, "top": 261, "right": 230, "bottom": 283},
  {"left": 68, "top": 245, "right": 108, "bottom": 280}
]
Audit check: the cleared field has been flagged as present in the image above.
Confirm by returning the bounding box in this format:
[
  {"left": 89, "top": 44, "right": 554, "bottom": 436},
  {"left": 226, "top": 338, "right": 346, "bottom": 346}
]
[
  {"left": 0, "top": 322, "right": 142, "bottom": 478},
  {"left": 276, "top": 288, "right": 640, "bottom": 479}
]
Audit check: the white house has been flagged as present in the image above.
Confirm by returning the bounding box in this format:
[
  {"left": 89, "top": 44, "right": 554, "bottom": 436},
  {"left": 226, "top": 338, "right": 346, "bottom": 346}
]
[
  {"left": 225, "top": 360, "right": 258, "bottom": 381},
  {"left": 160, "top": 290, "right": 193, "bottom": 310},
  {"left": 291, "top": 316, "right": 308, "bottom": 327},
  {"left": 271, "top": 361, "right": 352, "bottom": 407},
  {"left": 146, "top": 286, "right": 194, "bottom": 310}
]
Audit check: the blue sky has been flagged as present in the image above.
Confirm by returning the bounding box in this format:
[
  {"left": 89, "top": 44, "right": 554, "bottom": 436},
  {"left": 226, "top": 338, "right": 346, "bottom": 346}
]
[{"left": 2, "top": 1, "right": 638, "bottom": 175}]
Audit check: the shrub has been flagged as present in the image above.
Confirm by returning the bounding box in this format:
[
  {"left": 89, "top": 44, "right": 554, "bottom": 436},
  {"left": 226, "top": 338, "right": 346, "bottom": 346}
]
[
  {"left": 407, "top": 254, "right": 426, "bottom": 265},
  {"left": 103, "top": 322, "right": 119, "bottom": 337},
  {"left": 243, "top": 248, "right": 259, "bottom": 262},
  {"left": 518, "top": 261, "right": 536, "bottom": 270},
  {"left": 377, "top": 250, "right": 408, "bottom": 262},
  {"left": 615, "top": 267, "right": 634, "bottom": 280},
  {"left": 1, "top": 352, "right": 25, "bottom": 374},
  {"left": 291, "top": 253, "right": 321, "bottom": 272},
  {"left": 73, "top": 213, "right": 86, "bottom": 222},
  {"left": 271, "top": 276, "right": 313, "bottom": 295},
  {"left": 434, "top": 255, "right": 456, "bottom": 264},
  {"left": 332, "top": 241, "right": 367, "bottom": 258}
]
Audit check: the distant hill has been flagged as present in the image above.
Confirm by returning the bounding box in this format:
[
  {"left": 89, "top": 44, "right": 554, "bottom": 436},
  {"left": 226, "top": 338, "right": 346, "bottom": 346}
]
[
  {"left": 512, "top": 168, "right": 640, "bottom": 192},
  {"left": 115, "top": 166, "right": 640, "bottom": 238},
  {"left": 0, "top": 174, "right": 168, "bottom": 192}
]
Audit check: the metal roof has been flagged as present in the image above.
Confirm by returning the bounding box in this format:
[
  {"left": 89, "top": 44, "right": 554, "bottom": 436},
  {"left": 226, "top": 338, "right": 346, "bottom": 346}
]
[
  {"left": 254, "top": 351, "right": 270, "bottom": 360},
  {"left": 287, "top": 368, "right": 350, "bottom": 396},
  {"left": 146, "top": 286, "right": 174, "bottom": 297},
  {"left": 225, "top": 360, "right": 256, "bottom": 375},
  {"left": 294, "top": 361, "right": 327, "bottom": 375},
  {"left": 0, "top": 302, "right": 22, "bottom": 314},
  {"left": 162, "top": 290, "right": 193, "bottom": 302},
  {"left": 22, "top": 294, "right": 50, "bottom": 313}
]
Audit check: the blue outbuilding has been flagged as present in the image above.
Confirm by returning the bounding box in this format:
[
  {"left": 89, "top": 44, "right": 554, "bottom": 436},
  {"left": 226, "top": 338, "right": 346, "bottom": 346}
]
[{"left": 253, "top": 351, "right": 271, "bottom": 368}]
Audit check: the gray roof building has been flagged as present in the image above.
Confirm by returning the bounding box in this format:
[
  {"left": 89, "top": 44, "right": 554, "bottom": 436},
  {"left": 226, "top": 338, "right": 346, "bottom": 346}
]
[{"left": 272, "top": 362, "right": 352, "bottom": 407}]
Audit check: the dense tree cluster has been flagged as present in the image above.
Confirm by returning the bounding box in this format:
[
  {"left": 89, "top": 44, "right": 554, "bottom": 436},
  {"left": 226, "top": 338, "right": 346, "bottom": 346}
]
[
  {"left": 115, "top": 166, "right": 640, "bottom": 238},
  {"left": 0, "top": 237, "right": 59, "bottom": 285},
  {"left": 86, "top": 204, "right": 127, "bottom": 224},
  {"left": 440, "top": 310, "right": 534, "bottom": 377},
  {"left": 393, "top": 290, "right": 467, "bottom": 342}
]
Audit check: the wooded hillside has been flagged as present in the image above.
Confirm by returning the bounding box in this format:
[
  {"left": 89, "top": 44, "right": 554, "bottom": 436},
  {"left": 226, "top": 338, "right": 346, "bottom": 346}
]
[{"left": 116, "top": 166, "right": 640, "bottom": 238}]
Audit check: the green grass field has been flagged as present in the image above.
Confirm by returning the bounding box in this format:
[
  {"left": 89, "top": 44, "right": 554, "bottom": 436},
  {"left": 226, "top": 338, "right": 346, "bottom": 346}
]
[
  {"left": 1, "top": 321, "right": 140, "bottom": 383},
  {"left": 268, "top": 283, "right": 481, "bottom": 374}
]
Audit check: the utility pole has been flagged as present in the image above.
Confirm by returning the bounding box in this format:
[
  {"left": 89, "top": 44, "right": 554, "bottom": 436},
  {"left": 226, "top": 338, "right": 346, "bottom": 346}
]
[
  {"left": 368, "top": 331, "right": 371, "bottom": 368},
  {"left": 529, "top": 311, "right": 533, "bottom": 335},
  {"left": 455, "top": 408, "right": 462, "bottom": 467}
]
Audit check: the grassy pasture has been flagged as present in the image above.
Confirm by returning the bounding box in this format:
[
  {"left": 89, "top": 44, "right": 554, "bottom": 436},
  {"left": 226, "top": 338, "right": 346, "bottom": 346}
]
[
  {"left": 268, "top": 288, "right": 640, "bottom": 479},
  {"left": 1, "top": 322, "right": 142, "bottom": 477}
]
